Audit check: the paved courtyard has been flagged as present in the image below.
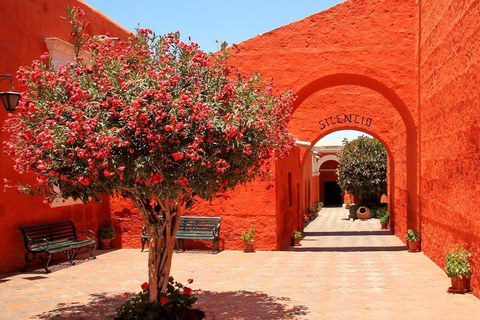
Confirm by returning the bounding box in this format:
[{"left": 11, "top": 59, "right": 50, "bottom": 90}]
[{"left": 1, "top": 207, "right": 480, "bottom": 319}]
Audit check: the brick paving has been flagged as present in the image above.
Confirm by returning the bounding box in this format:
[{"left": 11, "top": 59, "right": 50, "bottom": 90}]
[{"left": 1, "top": 207, "right": 480, "bottom": 319}]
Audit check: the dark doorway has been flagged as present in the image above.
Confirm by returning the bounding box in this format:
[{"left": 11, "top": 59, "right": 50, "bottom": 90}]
[{"left": 324, "top": 181, "right": 342, "bottom": 206}]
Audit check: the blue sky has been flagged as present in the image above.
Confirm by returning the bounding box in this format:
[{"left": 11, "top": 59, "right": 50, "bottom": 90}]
[
  {"left": 84, "top": 1, "right": 344, "bottom": 53},
  {"left": 83, "top": 0, "right": 366, "bottom": 141}
]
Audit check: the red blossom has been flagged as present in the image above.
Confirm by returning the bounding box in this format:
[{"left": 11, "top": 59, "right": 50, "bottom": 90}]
[
  {"left": 141, "top": 282, "right": 149, "bottom": 291},
  {"left": 183, "top": 287, "right": 192, "bottom": 295},
  {"left": 160, "top": 297, "right": 169, "bottom": 305}
]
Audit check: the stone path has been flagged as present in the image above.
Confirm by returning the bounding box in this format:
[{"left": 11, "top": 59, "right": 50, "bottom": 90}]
[{"left": 1, "top": 207, "right": 480, "bottom": 319}]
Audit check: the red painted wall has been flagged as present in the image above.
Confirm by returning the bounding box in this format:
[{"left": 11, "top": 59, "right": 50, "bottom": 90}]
[
  {"left": 0, "top": 0, "right": 131, "bottom": 274},
  {"left": 418, "top": 0, "right": 480, "bottom": 297}
]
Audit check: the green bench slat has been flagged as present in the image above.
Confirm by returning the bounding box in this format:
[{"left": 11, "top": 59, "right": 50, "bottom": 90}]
[{"left": 141, "top": 216, "right": 221, "bottom": 253}]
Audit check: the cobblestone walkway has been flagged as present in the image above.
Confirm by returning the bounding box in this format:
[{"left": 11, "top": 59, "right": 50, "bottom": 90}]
[{"left": 1, "top": 207, "right": 480, "bottom": 319}]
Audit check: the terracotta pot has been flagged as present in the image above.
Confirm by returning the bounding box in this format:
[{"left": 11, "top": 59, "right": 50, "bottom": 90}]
[
  {"left": 243, "top": 241, "right": 255, "bottom": 253},
  {"left": 448, "top": 277, "right": 471, "bottom": 294},
  {"left": 380, "top": 222, "right": 388, "bottom": 229},
  {"left": 356, "top": 206, "right": 371, "bottom": 219},
  {"left": 294, "top": 237, "right": 301, "bottom": 246},
  {"left": 99, "top": 238, "right": 113, "bottom": 249},
  {"left": 407, "top": 240, "right": 421, "bottom": 252}
]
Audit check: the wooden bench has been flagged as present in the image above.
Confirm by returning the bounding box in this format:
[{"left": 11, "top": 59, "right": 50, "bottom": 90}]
[
  {"left": 141, "top": 216, "right": 221, "bottom": 253},
  {"left": 18, "top": 220, "right": 96, "bottom": 273},
  {"left": 176, "top": 216, "right": 221, "bottom": 254}
]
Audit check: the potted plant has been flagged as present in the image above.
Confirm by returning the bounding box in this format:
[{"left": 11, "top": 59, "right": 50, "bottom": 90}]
[
  {"left": 344, "top": 200, "right": 352, "bottom": 209},
  {"left": 240, "top": 228, "right": 255, "bottom": 253},
  {"left": 377, "top": 206, "right": 389, "bottom": 229},
  {"left": 379, "top": 213, "right": 389, "bottom": 229},
  {"left": 315, "top": 202, "right": 324, "bottom": 212},
  {"left": 445, "top": 245, "right": 472, "bottom": 293},
  {"left": 98, "top": 224, "right": 115, "bottom": 249},
  {"left": 406, "top": 229, "right": 420, "bottom": 252},
  {"left": 307, "top": 207, "right": 316, "bottom": 221},
  {"left": 292, "top": 231, "right": 302, "bottom": 246}
]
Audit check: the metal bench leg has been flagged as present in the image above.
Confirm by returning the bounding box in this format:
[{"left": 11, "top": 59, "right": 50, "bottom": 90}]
[
  {"left": 88, "top": 245, "right": 96, "bottom": 259},
  {"left": 66, "top": 249, "right": 76, "bottom": 266},
  {"left": 40, "top": 253, "right": 52, "bottom": 273},
  {"left": 21, "top": 252, "right": 33, "bottom": 272}
]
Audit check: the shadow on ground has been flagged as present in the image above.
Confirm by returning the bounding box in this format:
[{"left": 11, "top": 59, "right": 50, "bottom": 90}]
[
  {"left": 35, "top": 292, "right": 128, "bottom": 319},
  {"left": 34, "top": 290, "right": 309, "bottom": 320},
  {"left": 196, "top": 290, "right": 309, "bottom": 320}
]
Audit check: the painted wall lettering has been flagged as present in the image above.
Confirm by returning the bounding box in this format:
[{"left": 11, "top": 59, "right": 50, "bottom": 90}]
[{"left": 318, "top": 114, "right": 373, "bottom": 130}]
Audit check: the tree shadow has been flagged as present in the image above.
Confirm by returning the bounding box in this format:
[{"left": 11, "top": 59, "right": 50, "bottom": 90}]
[
  {"left": 21, "top": 249, "right": 118, "bottom": 274},
  {"left": 33, "top": 290, "right": 309, "bottom": 320},
  {"left": 196, "top": 290, "right": 309, "bottom": 320},
  {"left": 34, "top": 292, "right": 128, "bottom": 319}
]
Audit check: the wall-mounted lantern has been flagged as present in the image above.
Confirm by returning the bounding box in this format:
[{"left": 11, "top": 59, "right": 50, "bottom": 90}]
[{"left": 0, "top": 74, "right": 20, "bottom": 112}]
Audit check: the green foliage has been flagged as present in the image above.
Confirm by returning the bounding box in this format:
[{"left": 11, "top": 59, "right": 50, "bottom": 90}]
[
  {"left": 98, "top": 225, "right": 115, "bottom": 239},
  {"left": 370, "top": 205, "right": 388, "bottom": 219},
  {"left": 116, "top": 277, "right": 198, "bottom": 319},
  {"left": 314, "top": 202, "right": 324, "bottom": 211},
  {"left": 379, "top": 209, "right": 389, "bottom": 224},
  {"left": 337, "top": 136, "right": 387, "bottom": 205},
  {"left": 349, "top": 204, "right": 361, "bottom": 220},
  {"left": 293, "top": 231, "right": 302, "bottom": 239},
  {"left": 445, "top": 246, "right": 472, "bottom": 279},
  {"left": 406, "top": 229, "right": 420, "bottom": 241},
  {"left": 240, "top": 228, "right": 255, "bottom": 242}
]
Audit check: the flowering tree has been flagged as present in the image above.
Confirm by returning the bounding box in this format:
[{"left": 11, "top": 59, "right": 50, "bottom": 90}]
[{"left": 3, "top": 8, "right": 294, "bottom": 301}]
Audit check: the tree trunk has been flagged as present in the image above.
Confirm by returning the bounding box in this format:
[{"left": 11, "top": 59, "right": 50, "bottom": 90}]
[{"left": 134, "top": 196, "right": 182, "bottom": 302}]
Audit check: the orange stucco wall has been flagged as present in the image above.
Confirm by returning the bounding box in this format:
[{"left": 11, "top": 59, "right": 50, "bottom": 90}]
[
  {"left": 418, "top": 0, "right": 480, "bottom": 297},
  {"left": 0, "top": 0, "right": 131, "bottom": 274},
  {"left": 228, "top": 0, "right": 416, "bottom": 244}
]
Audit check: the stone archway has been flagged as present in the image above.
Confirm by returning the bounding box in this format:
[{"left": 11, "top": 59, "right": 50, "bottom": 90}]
[{"left": 290, "top": 73, "right": 417, "bottom": 238}]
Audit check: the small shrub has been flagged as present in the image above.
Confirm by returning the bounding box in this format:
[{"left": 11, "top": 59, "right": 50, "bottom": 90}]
[
  {"left": 379, "top": 212, "right": 389, "bottom": 224},
  {"left": 116, "top": 277, "right": 199, "bottom": 320},
  {"left": 240, "top": 228, "right": 255, "bottom": 242},
  {"left": 445, "top": 245, "right": 472, "bottom": 279},
  {"left": 349, "top": 204, "right": 361, "bottom": 220},
  {"left": 98, "top": 225, "right": 115, "bottom": 239},
  {"left": 406, "top": 229, "right": 420, "bottom": 241},
  {"left": 294, "top": 231, "right": 302, "bottom": 239}
]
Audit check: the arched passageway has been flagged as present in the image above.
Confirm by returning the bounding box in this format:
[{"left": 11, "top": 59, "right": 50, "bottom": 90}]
[{"left": 278, "top": 73, "right": 417, "bottom": 242}]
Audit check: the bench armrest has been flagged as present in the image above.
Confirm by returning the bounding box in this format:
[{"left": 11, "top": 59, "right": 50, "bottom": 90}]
[
  {"left": 29, "top": 238, "right": 51, "bottom": 251},
  {"left": 78, "top": 230, "right": 96, "bottom": 241}
]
